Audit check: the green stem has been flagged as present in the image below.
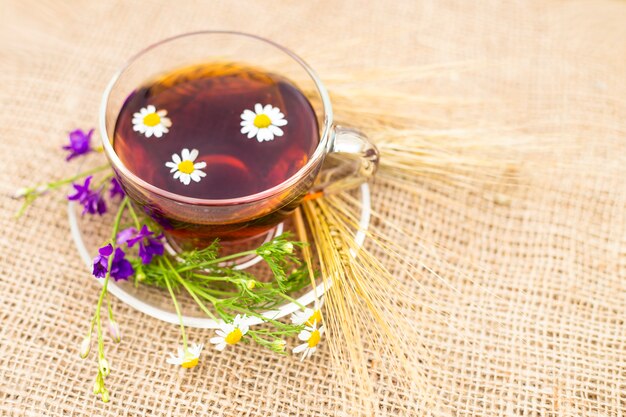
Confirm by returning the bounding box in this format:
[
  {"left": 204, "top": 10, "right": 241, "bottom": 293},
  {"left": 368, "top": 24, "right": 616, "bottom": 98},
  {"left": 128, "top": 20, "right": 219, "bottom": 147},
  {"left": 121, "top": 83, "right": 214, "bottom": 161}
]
[
  {"left": 44, "top": 163, "right": 111, "bottom": 192},
  {"left": 275, "top": 292, "right": 306, "bottom": 309},
  {"left": 162, "top": 261, "right": 188, "bottom": 351},
  {"left": 126, "top": 202, "right": 141, "bottom": 229},
  {"left": 164, "top": 257, "right": 218, "bottom": 320},
  {"left": 95, "top": 172, "right": 114, "bottom": 189},
  {"left": 15, "top": 163, "right": 111, "bottom": 218},
  {"left": 106, "top": 293, "right": 114, "bottom": 322},
  {"left": 189, "top": 272, "right": 245, "bottom": 282},
  {"left": 94, "top": 198, "right": 128, "bottom": 358},
  {"left": 176, "top": 250, "right": 258, "bottom": 273}
]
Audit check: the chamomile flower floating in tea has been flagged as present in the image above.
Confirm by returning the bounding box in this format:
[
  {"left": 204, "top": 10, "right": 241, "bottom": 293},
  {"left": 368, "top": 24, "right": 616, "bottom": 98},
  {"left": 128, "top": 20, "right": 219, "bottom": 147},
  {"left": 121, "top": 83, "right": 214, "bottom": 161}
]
[
  {"left": 165, "top": 148, "right": 207, "bottom": 185},
  {"left": 240, "top": 103, "right": 288, "bottom": 142},
  {"left": 132, "top": 105, "right": 172, "bottom": 138},
  {"left": 293, "top": 321, "right": 324, "bottom": 361},
  {"left": 210, "top": 314, "right": 250, "bottom": 351},
  {"left": 166, "top": 343, "right": 204, "bottom": 368}
]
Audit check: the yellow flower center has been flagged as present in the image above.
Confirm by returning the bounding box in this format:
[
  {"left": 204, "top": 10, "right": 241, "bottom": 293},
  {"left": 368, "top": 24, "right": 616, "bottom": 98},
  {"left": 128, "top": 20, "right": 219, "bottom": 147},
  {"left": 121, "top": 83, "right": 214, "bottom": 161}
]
[
  {"left": 306, "top": 310, "right": 322, "bottom": 326},
  {"left": 225, "top": 328, "right": 243, "bottom": 345},
  {"left": 177, "top": 160, "right": 195, "bottom": 174},
  {"left": 253, "top": 113, "right": 272, "bottom": 128},
  {"left": 181, "top": 353, "right": 199, "bottom": 369},
  {"left": 143, "top": 113, "right": 161, "bottom": 127},
  {"left": 308, "top": 330, "right": 321, "bottom": 348}
]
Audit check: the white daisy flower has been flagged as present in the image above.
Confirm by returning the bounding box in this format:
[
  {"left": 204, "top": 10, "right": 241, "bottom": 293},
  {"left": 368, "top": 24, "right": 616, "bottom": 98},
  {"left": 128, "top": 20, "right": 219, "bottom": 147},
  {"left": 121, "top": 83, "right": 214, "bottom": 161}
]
[
  {"left": 132, "top": 105, "right": 172, "bottom": 138},
  {"left": 240, "top": 103, "right": 288, "bottom": 142},
  {"left": 165, "top": 148, "right": 207, "bottom": 185},
  {"left": 210, "top": 314, "right": 249, "bottom": 351},
  {"left": 293, "top": 321, "right": 324, "bottom": 361},
  {"left": 291, "top": 298, "right": 324, "bottom": 326},
  {"left": 166, "top": 343, "right": 203, "bottom": 368}
]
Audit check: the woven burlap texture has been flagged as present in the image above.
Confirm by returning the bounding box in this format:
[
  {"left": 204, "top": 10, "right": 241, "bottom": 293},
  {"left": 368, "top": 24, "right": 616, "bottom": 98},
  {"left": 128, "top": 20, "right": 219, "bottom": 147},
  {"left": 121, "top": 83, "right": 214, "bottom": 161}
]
[{"left": 2, "top": 1, "right": 626, "bottom": 416}]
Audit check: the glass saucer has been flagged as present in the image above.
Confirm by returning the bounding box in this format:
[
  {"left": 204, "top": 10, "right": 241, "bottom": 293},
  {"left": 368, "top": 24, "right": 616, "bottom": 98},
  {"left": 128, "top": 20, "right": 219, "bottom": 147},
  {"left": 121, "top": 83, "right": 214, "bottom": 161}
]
[{"left": 68, "top": 184, "right": 370, "bottom": 329}]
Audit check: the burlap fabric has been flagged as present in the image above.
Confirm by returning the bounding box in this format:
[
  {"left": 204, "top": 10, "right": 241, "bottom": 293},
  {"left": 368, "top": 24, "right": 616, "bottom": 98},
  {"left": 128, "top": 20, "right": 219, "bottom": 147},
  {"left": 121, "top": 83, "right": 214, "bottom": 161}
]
[{"left": 2, "top": 1, "right": 626, "bottom": 415}]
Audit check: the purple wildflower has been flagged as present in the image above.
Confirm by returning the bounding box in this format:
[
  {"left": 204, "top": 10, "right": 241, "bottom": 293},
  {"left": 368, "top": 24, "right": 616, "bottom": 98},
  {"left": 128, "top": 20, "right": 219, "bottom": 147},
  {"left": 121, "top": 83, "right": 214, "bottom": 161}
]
[
  {"left": 125, "top": 225, "right": 165, "bottom": 264},
  {"left": 91, "top": 244, "right": 134, "bottom": 281},
  {"left": 63, "top": 129, "right": 94, "bottom": 161},
  {"left": 83, "top": 192, "right": 107, "bottom": 215},
  {"left": 110, "top": 248, "right": 134, "bottom": 281},
  {"left": 138, "top": 234, "right": 165, "bottom": 264},
  {"left": 116, "top": 227, "right": 137, "bottom": 245},
  {"left": 109, "top": 178, "right": 125, "bottom": 200},
  {"left": 126, "top": 225, "right": 153, "bottom": 247},
  {"left": 68, "top": 175, "right": 93, "bottom": 202},
  {"left": 92, "top": 244, "right": 113, "bottom": 278},
  {"left": 68, "top": 175, "right": 107, "bottom": 215}
]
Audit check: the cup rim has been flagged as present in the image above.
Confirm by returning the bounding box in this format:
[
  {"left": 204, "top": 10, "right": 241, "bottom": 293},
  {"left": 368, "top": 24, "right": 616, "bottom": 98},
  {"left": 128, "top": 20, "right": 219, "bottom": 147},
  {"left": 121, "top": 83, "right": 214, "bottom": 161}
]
[{"left": 99, "top": 30, "right": 333, "bottom": 206}]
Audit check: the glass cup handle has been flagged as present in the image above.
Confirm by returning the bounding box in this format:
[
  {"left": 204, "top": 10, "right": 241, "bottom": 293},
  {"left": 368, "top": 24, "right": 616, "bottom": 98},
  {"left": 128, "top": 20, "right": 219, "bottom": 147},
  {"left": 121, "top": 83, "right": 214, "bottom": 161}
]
[{"left": 311, "top": 125, "right": 380, "bottom": 196}]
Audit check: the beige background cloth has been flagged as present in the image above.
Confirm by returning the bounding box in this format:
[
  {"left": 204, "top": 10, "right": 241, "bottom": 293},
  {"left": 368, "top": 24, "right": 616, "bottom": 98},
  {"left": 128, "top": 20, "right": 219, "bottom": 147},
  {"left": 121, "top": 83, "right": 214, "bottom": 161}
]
[{"left": 2, "top": 1, "right": 626, "bottom": 415}]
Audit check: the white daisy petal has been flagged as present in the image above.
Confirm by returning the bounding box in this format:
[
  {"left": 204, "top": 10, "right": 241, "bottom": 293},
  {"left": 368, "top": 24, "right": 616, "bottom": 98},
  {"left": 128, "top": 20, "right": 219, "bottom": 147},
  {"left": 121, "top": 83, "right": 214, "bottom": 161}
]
[
  {"left": 254, "top": 103, "right": 263, "bottom": 113},
  {"left": 194, "top": 161, "right": 207, "bottom": 169},
  {"left": 273, "top": 118, "right": 288, "bottom": 127},
  {"left": 181, "top": 174, "right": 191, "bottom": 185},
  {"left": 172, "top": 153, "right": 181, "bottom": 164},
  {"left": 147, "top": 105, "right": 156, "bottom": 113},
  {"left": 145, "top": 129, "right": 153, "bottom": 138},
  {"left": 181, "top": 148, "right": 190, "bottom": 160},
  {"left": 241, "top": 109, "right": 256, "bottom": 120},
  {"left": 267, "top": 107, "right": 281, "bottom": 117},
  {"left": 258, "top": 129, "right": 274, "bottom": 142},
  {"left": 154, "top": 130, "right": 163, "bottom": 138},
  {"left": 247, "top": 127, "right": 259, "bottom": 139},
  {"left": 173, "top": 171, "right": 181, "bottom": 179},
  {"left": 293, "top": 344, "right": 307, "bottom": 354},
  {"left": 268, "top": 125, "right": 284, "bottom": 137},
  {"left": 190, "top": 172, "right": 201, "bottom": 182},
  {"left": 188, "top": 149, "right": 199, "bottom": 161}
]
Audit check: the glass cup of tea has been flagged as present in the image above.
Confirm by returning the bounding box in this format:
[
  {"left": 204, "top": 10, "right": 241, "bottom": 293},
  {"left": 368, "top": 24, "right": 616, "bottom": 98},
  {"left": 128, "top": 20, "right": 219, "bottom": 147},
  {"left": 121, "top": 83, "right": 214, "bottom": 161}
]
[{"left": 100, "top": 31, "right": 379, "bottom": 250}]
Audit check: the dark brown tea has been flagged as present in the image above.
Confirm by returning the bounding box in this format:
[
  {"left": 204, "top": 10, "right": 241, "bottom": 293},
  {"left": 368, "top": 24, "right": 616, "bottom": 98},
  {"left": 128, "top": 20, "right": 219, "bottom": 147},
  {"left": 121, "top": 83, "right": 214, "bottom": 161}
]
[{"left": 113, "top": 63, "right": 319, "bottom": 200}]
